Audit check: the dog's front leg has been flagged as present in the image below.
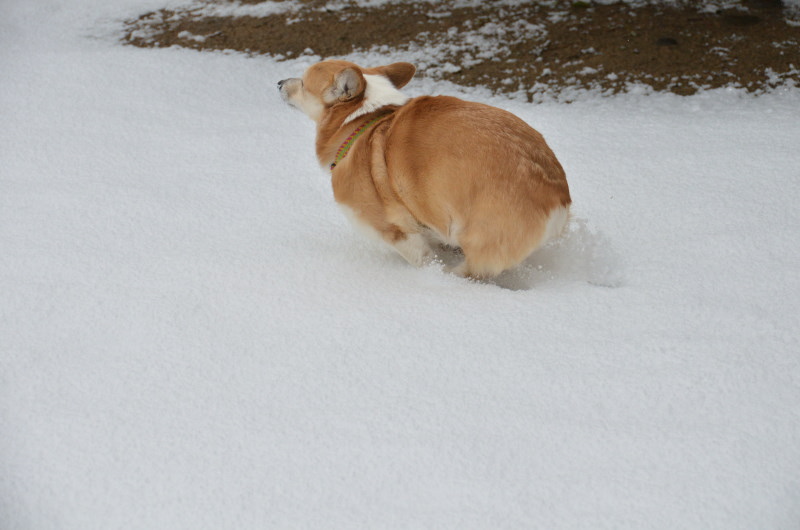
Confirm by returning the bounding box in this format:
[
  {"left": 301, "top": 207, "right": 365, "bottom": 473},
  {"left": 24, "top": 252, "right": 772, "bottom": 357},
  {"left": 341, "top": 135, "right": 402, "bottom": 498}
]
[
  {"left": 387, "top": 230, "right": 435, "bottom": 267},
  {"left": 338, "top": 203, "right": 433, "bottom": 268}
]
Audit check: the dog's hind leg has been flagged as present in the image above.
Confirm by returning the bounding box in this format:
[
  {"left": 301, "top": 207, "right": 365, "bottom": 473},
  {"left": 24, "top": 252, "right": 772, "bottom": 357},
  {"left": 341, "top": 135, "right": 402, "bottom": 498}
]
[{"left": 450, "top": 219, "right": 538, "bottom": 280}]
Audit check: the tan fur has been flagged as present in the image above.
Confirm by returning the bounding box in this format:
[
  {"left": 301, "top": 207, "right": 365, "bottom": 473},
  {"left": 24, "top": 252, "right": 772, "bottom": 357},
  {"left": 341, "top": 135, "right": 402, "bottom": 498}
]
[{"left": 279, "top": 60, "right": 571, "bottom": 279}]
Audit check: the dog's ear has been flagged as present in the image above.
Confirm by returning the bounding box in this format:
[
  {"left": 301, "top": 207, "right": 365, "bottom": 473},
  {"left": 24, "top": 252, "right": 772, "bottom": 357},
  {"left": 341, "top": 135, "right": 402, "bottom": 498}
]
[
  {"left": 370, "top": 62, "right": 416, "bottom": 89},
  {"left": 325, "top": 68, "right": 365, "bottom": 103}
]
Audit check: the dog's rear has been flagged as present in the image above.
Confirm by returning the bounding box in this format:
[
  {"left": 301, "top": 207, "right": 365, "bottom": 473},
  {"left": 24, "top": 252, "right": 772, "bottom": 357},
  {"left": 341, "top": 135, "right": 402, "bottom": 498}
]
[{"left": 381, "top": 95, "right": 570, "bottom": 278}]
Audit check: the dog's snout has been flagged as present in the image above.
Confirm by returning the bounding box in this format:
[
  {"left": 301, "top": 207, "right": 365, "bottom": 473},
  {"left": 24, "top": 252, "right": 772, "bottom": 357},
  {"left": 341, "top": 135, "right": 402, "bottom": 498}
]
[{"left": 278, "top": 78, "right": 301, "bottom": 93}]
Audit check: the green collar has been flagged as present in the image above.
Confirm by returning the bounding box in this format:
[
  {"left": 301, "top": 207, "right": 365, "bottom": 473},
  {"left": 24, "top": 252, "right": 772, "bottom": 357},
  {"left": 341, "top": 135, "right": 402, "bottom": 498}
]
[{"left": 330, "top": 114, "right": 388, "bottom": 170}]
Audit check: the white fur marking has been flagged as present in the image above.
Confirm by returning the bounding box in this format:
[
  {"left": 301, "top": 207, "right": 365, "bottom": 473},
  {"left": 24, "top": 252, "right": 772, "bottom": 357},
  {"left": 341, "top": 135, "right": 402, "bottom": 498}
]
[
  {"left": 344, "top": 74, "right": 409, "bottom": 124},
  {"left": 393, "top": 233, "right": 434, "bottom": 267},
  {"left": 338, "top": 204, "right": 433, "bottom": 267},
  {"left": 298, "top": 94, "right": 324, "bottom": 122},
  {"left": 542, "top": 206, "right": 570, "bottom": 245}
]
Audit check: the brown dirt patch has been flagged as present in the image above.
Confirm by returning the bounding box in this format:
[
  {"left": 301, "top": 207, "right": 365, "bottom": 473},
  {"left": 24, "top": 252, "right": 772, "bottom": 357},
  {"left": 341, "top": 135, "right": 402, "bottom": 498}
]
[{"left": 123, "top": 0, "right": 800, "bottom": 99}]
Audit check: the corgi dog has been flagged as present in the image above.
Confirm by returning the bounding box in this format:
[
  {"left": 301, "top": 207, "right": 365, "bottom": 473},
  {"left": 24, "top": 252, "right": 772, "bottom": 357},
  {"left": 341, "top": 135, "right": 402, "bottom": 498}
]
[{"left": 278, "top": 60, "right": 570, "bottom": 279}]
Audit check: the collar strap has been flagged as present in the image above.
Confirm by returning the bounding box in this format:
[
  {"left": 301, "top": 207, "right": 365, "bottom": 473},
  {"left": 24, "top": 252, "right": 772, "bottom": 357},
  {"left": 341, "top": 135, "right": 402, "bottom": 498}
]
[{"left": 330, "top": 114, "right": 387, "bottom": 170}]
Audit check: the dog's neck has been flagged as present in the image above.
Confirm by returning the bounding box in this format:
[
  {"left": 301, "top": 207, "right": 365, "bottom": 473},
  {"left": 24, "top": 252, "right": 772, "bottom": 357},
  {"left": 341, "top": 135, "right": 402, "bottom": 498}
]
[
  {"left": 316, "top": 73, "right": 408, "bottom": 168},
  {"left": 329, "top": 112, "right": 391, "bottom": 170},
  {"left": 343, "top": 74, "right": 409, "bottom": 125}
]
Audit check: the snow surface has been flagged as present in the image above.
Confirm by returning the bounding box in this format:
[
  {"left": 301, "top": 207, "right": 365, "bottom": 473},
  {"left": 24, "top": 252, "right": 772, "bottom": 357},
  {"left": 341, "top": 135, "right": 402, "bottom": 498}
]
[{"left": 2, "top": 1, "right": 800, "bottom": 529}]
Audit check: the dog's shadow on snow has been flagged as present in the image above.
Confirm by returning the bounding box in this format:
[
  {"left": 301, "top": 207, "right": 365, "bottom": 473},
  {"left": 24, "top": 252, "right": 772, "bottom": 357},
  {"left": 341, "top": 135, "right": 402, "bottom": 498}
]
[{"left": 433, "top": 218, "right": 625, "bottom": 291}]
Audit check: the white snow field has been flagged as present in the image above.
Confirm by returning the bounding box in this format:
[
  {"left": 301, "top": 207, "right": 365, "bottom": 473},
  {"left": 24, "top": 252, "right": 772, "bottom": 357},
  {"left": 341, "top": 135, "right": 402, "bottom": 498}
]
[{"left": 2, "top": 1, "right": 800, "bottom": 529}]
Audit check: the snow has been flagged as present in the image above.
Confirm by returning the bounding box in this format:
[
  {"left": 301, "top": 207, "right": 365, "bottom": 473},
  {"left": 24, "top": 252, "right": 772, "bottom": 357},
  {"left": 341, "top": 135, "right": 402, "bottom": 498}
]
[{"left": 2, "top": 1, "right": 800, "bottom": 529}]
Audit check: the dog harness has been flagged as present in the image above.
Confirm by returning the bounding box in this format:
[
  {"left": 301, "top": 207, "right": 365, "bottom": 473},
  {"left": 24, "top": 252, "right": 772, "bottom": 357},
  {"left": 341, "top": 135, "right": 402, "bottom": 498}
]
[{"left": 330, "top": 113, "right": 388, "bottom": 170}]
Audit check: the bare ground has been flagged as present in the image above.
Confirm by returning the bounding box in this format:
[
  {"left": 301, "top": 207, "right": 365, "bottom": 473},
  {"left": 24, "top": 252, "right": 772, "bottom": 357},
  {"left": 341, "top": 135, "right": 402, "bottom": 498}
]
[{"left": 123, "top": 0, "right": 800, "bottom": 99}]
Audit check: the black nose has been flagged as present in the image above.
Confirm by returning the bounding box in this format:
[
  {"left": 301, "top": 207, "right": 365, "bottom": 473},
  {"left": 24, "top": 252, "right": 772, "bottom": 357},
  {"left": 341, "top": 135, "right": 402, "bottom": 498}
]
[{"left": 277, "top": 79, "right": 285, "bottom": 89}]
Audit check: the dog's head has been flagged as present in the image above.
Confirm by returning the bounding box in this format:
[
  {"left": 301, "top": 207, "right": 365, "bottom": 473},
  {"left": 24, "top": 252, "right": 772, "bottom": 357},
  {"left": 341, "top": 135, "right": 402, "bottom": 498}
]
[{"left": 278, "top": 60, "right": 416, "bottom": 123}]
